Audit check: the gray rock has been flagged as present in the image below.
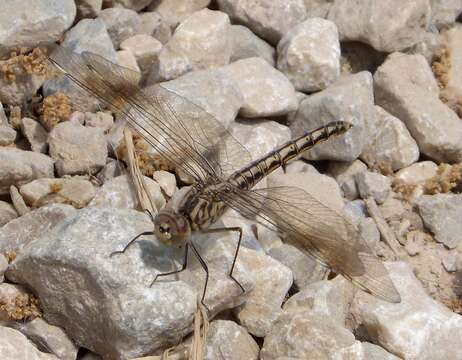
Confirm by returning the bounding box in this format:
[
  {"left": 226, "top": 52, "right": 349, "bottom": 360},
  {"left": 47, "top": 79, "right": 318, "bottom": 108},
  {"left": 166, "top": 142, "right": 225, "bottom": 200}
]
[
  {"left": 116, "top": 49, "right": 140, "bottom": 73},
  {"left": 0, "top": 0, "right": 76, "bottom": 57},
  {"left": 20, "top": 117, "right": 48, "bottom": 153},
  {"left": 96, "top": 160, "right": 125, "bottom": 183},
  {"left": 362, "top": 342, "right": 400, "bottom": 360},
  {"left": 277, "top": 18, "right": 340, "bottom": 92},
  {"left": 344, "top": 199, "right": 368, "bottom": 220},
  {"left": 204, "top": 320, "right": 259, "bottom": 360},
  {"left": 99, "top": 8, "right": 142, "bottom": 49},
  {"left": 152, "top": 170, "right": 177, "bottom": 198},
  {"left": 0, "top": 204, "right": 76, "bottom": 254},
  {"left": 48, "top": 120, "right": 107, "bottom": 176},
  {"left": 234, "top": 249, "right": 293, "bottom": 337},
  {"left": 0, "top": 327, "right": 59, "bottom": 360},
  {"left": 379, "top": 197, "right": 407, "bottom": 222},
  {"left": 355, "top": 171, "right": 392, "bottom": 205},
  {"left": 0, "top": 201, "right": 18, "bottom": 227},
  {"left": 328, "top": 160, "right": 368, "bottom": 200},
  {"left": 290, "top": 72, "right": 373, "bottom": 161},
  {"left": 89, "top": 174, "right": 165, "bottom": 211},
  {"left": 229, "top": 25, "right": 275, "bottom": 66},
  {"left": 140, "top": 12, "right": 171, "bottom": 44},
  {"left": 0, "top": 125, "right": 16, "bottom": 146},
  {"left": 146, "top": 44, "right": 193, "bottom": 82},
  {"left": 394, "top": 161, "right": 438, "bottom": 186},
  {"left": 0, "top": 65, "right": 46, "bottom": 106},
  {"left": 441, "top": 250, "right": 458, "bottom": 272},
  {"left": 9, "top": 318, "right": 78, "bottom": 360},
  {"left": 361, "top": 106, "right": 419, "bottom": 171},
  {"left": 120, "top": 34, "right": 162, "bottom": 76},
  {"left": 84, "top": 111, "right": 114, "bottom": 133},
  {"left": 374, "top": 52, "right": 462, "bottom": 163},
  {"left": 0, "top": 148, "right": 54, "bottom": 195},
  {"left": 351, "top": 261, "right": 462, "bottom": 360},
  {"left": 9, "top": 185, "right": 30, "bottom": 216},
  {"left": 160, "top": 68, "right": 243, "bottom": 128},
  {"left": 220, "top": 57, "right": 298, "bottom": 117},
  {"left": 148, "top": 0, "right": 211, "bottom": 28},
  {"left": 217, "top": 0, "right": 307, "bottom": 45},
  {"left": 328, "top": 0, "right": 431, "bottom": 52},
  {"left": 304, "top": 0, "right": 334, "bottom": 18},
  {"left": 76, "top": 0, "right": 102, "bottom": 19},
  {"left": 103, "top": 0, "right": 152, "bottom": 11},
  {"left": 0, "top": 253, "right": 8, "bottom": 283},
  {"left": 0, "top": 103, "right": 7, "bottom": 124},
  {"left": 415, "top": 194, "right": 462, "bottom": 248},
  {"left": 431, "top": 0, "right": 462, "bottom": 29},
  {"left": 404, "top": 229, "right": 426, "bottom": 256},
  {"left": 359, "top": 217, "right": 381, "bottom": 251}
]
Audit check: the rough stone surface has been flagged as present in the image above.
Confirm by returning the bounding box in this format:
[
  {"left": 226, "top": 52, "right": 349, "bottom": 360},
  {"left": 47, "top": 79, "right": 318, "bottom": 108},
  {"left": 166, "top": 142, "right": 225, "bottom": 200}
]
[
  {"left": 351, "top": 262, "right": 462, "bottom": 360},
  {"left": 0, "top": 0, "right": 76, "bottom": 57},
  {"left": 217, "top": 0, "right": 307, "bottom": 45},
  {"left": 204, "top": 320, "right": 259, "bottom": 360},
  {"left": 48, "top": 120, "right": 108, "bottom": 176},
  {"left": 0, "top": 67, "right": 47, "bottom": 106},
  {"left": 152, "top": 170, "right": 177, "bottom": 198},
  {"left": 355, "top": 171, "right": 392, "bottom": 205},
  {"left": 291, "top": 71, "right": 374, "bottom": 161},
  {"left": 328, "top": 0, "right": 431, "bottom": 52},
  {"left": 76, "top": 0, "right": 102, "bottom": 19},
  {"left": 0, "top": 148, "right": 54, "bottom": 195},
  {"left": 0, "top": 125, "right": 16, "bottom": 146},
  {"left": 139, "top": 12, "right": 171, "bottom": 44},
  {"left": 374, "top": 52, "right": 462, "bottom": 163},
  {"left": 0, "top": 327, "right": 59, "bottom": 360},
  {"left": 277, "top": 18, "right": 340, "bottom": 92},
  {"left": 0, "top": 201, "right": 18, "bottom": 227},
  {"left": 9, "top": 185, "right": 30, "bottom": 216},
  {"left": 20, "top": 117, "right": 48, "bottom": 153},
  {"left": 99, "top": 7, "right": 142, "bottom": 49},
  {"left": 148, "top": 0, "right": 211, "bottom": 28},
  {"left": 394, "top": 161, "right": 438, "bottom": 186},
  {"left": 96, "top": 160, "right": 125, "bottom": 184},
  {"left": 362, "top": 342, "right": 401, "bottom": 360},
  {"left": 361, "top": 106, "right": 419, "bottom": 171},
  {"left": 116, "top": 49, "right": 140, "bottom": 72},
  {"left": 431, "top": 0, "right": 462, "bottom": 29},
  {"left": 220, "top": 57, "right": 298, "bottom": 117},
  {"left": 120, "top": 34, "right": 162, "bottom": 76},
  {"left": 103, "top": 0, "right": 152, "bottom": 11},
  {"left": 84, "top": 112, "right": 114, "bottom": 133},
  {"left": 328, "top": 160, "right": 368, "bottom": 201},
  {"left": 0, "top": 253, "right": 8, "bottom": 283},
  {"left": 415, "top": 194, "right": 462, "bottom": 248},
  {"left": 230, "top": 25, "right": 275, "bottom": 66}
]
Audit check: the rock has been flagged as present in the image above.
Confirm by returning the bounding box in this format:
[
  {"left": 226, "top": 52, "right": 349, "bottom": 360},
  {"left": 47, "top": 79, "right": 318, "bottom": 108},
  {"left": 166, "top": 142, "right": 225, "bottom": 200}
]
[
  {"left": 76, "top": 0, "right": 102, "bottom": 19},
  {"left": 340, "top": 41, "right": 387, "bottom": 75},
  {"left": 374, "top": 52, "right": 462, "bottom": 163},
  {"left": 328, "top": 0, "right": 431, "bottom": 52},
  {"left": 344, "top": 199, "right": 368, "bottom": 220},
  {"left": 355, "top": 171, "right": 392, "bottom": 205},
  {"left": 148, "top": 0, "right": 211, "bottom": 28},
  {"left": 328, "top": 160, "right": 368, "bottom": 200},
  {"left": 19, "top": 178, "right": 96, "bottom": 209},
  {"left": 160, "top": 68, "right": 243, "bottom": 128},
  {"left": 304, "top": 0, "right": 334, "bottom": 18},
  {"left": 99, "top": 8, "right": 142, "bottom": 49},
  {"left": 120, "top": 34, "right": 162, "bottom": 76},
  {"left": 379, "top": 197, "right": 406, "bottom": 222},
  {"left": 217, "top": 0, "right": 307, "bottom": 45},
  {"left": 48, "top": 120, "right": 107, "bottom": 176},
  {"left": 146, "top": 44, "right": 193, "bottom": 82},
  {"left": 220, "top": 58, "right": 298, "bottom": 117},
  {"left": 431, "top": 0, "right": 462, "bottom": 29},
  {"left": 234, "top": 250, "right": 293, "bottom": 337},
  {"left": 415, "top": 194, "right": 462, "bottom": 248},
  {"left": 404, "top": 230, "right": 426, "bottom": 256},
  {"left": 0, "top": 103, "right": 7, "bottom": 124},
  {"left": 0, "top": 201, "right": 18, "bottom": 227},
  {"left": 0, "top": 253, "right": 8, "bottom": 282},
  {"left": 290, "top": 72, "right": 373, "bottom": 161},
  {"left": 351, "top": 261, "right": 462, "bottom": 360},
  {"left": 0, "top": 148, "right": 54, "bottom": 195},
  {"left": 359, "top": 217, "right": 381, "bottom": 250},
  {"left": 0, "top": 0, "right": 76, "bottom": 57},
  {"left": 362, "top": 342, "right": 401, "bottom": 360},
  {"left": 0, "top": 204, "right": 76, "bottom": 254},
  {"left": 140, "top": 12, "right": 171, "bottom": 44},
  {"left": 229, "top": 25, "right": 275, "bottom": 66},
  {"left": 0, "top": 327, "right": 59, "bottom": 360},
  {"left": 9, "top": 185, "right": 30, "bottom": 216},
  {"left": 9, "top": 318, "right": 78, "bottom": 360},
  {"left": 103, "top": 0, "right": 152, "bottom": 11},
  {"left": 117, "top": 50, "right": 140, "bottom": 73},
  {"left": 84, "top": 111, "right": 113, "bottom": 133},
  {"left": 277, "top": 18, "right": 340, "bottom": 92},
  {"left": 0, "top": 124, "right": 16, "bottom": 146},
  {"left": 89, "top": 174, "right": 165, "bottom": 211},
  {"left": 441, "top": 250, "right": 458, "bottom": 272},
  {"left": 96, "top": 160, "right": 125, "bottom": 183},
  {"left": 394, "top": 161, "right": 438, "bottom": 185},
  {"left": 20, "top": 118, "right": 48, "bottom": 153},
  {"left": 152, "top": 170, "right": 176, "bottom": 198},
  {"left": 261, "top": 312, "right": 360, "bottom": 359},
  {"left": 204, "top": 320, "right": 259, "bottom": 360},
  {"left": 361, "top": 106, "right": 419, "bottom": 171}
]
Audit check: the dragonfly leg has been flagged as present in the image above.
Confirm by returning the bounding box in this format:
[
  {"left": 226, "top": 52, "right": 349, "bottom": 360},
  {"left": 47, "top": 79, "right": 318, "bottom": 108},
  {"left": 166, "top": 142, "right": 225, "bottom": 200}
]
[
  {"left": 149, "top": 244, "right": 189, "bottom": 287},
  {"left": 201, "top": 227, "right": 245, "bottom": 295},
  {"left": 190, "top": 242, "right": 210, "bottom": 311},
  {"left": 109, "top": 231, "right": 154, "bottom": 257}
]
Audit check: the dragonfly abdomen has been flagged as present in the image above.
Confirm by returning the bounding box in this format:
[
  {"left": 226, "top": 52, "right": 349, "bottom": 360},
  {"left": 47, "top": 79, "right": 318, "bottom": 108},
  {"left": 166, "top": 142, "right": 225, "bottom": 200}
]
[{"left": 231, "top": 121, "right": 352, "bottom": 190}]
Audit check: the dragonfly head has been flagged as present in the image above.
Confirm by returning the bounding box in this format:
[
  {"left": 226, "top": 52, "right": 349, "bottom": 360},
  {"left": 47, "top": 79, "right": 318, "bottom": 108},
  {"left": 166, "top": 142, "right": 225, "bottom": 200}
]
[{"left": 154, "top": 209, "right": 191, "bottom": 247}]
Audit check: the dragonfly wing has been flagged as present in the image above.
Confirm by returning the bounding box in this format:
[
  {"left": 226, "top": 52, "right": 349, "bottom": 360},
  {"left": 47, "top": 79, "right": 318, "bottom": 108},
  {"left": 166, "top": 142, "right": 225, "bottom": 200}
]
[
  {"left": 219, "top": 185, "right": 401, "bottom": 303},
  {"left": 48, "top": 46, "right": 251, "bottom": 184}
]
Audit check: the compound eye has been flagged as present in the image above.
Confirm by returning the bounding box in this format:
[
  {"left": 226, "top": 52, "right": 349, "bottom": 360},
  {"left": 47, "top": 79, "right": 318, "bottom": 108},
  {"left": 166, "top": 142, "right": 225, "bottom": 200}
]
[{"left": 159, "top": 223, "right": 170, "bottom": 234}]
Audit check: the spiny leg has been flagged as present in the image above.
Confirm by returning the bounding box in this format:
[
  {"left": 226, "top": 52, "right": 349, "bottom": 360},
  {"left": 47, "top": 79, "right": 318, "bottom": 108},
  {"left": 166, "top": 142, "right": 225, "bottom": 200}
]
[
  {"left": 202, "top": 227, "right": 245, "bottom": 294},
  {"left": 190, "top": 242, "right": 210, "bottom": 310},
  {"left": 110, "top": 231, "right": 154, "bottom": 257},
  {"left": 149, "top": 244, "right": 189, "bottom": 287}
]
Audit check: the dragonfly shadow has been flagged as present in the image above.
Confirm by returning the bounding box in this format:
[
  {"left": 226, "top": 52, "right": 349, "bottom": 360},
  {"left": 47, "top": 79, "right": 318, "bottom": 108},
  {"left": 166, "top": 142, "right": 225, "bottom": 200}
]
[{"left": 135, "top": 238, "right": 185, "bottom": 276}]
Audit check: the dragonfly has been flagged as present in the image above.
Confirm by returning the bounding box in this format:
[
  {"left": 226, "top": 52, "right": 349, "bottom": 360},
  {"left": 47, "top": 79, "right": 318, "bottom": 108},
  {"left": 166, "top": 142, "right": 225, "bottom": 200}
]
[{"left": 48, "top": 46, "right": 401, "bottom": 308}]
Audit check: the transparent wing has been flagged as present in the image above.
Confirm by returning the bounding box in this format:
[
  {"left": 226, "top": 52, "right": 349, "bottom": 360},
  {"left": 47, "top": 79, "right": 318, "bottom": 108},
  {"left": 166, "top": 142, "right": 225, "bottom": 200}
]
[
  {"left": 219, "top": 185, "right": 401, "bottom": 303},
  {"left": 48, "top": 46, "right": 252, "bottom": 184}
]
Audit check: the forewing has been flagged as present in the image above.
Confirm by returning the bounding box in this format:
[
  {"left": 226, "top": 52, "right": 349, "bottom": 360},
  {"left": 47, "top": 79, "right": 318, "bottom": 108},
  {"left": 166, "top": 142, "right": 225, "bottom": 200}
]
[
  {"left": 220, "top": 185, "right": 401, "bottom": 303},
  {"left": 48, "top": 46, "right": 251, "bottom": 184}
]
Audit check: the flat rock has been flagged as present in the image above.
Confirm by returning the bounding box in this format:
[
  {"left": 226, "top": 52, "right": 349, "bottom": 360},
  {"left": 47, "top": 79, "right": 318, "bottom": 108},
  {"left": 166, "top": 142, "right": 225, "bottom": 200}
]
[
  {"left": 0, "top": 201, "right": 18, "bottom": 227},
  {"left": 328, "top": 0, "right": 431, "bottom": 52},
  {"left": 277, "top": 18, "right": 340, "bottom": 92},
  {"left": 374, "top": 52, "right": 462, "bottom": 163},
  {"left": 0, "top": 148, "right": 54, "bottom": 195},
  {"left": 328, "top": 160, "right": 368, "bottom": 200},
  {"left": 355, "top": 171, "right": 392, "bottom": 205},
  {"left": 217, "top": 0, "right": 307, "bottom": 45},
  {"left": 20, "top": 117, "right": 48, "bottom": 153},
  {"left": 99, "top": 8, "right": 142, "bottom": 49},
  {"left": 220, "top": 57, "right": 298, "bottom": 118},
  {"left": 204, "top": 320, "right": 259, "bottom": 360},
  {"left": 0, "top": 327, "right": 59, "bottom": 360},
  {"left": 415, "top": 194, "right": 462, "bottom": 248},
  {"left": 229, "top": 25, "right": 275, "bottom": 66},
  {"left": 48, "top": 120, "right": 107, "bottom": 176},
  {"left": 148, "top": 0, "right": 211, "bottom": 28},
  {"left": 120, "top": 34, "right": 162, "bottom": 76},
  {"left": 290, "top": 72, "right": 374, "bottom": 161},
  {"left": 0, "top": 0, "right": 76, "bottom": 57},
  {"left": 361, "top": 106, "right": 419, "bottom": 171},
  {"left": 351, "top": 261, "right": 462, "bottom": 360}
]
